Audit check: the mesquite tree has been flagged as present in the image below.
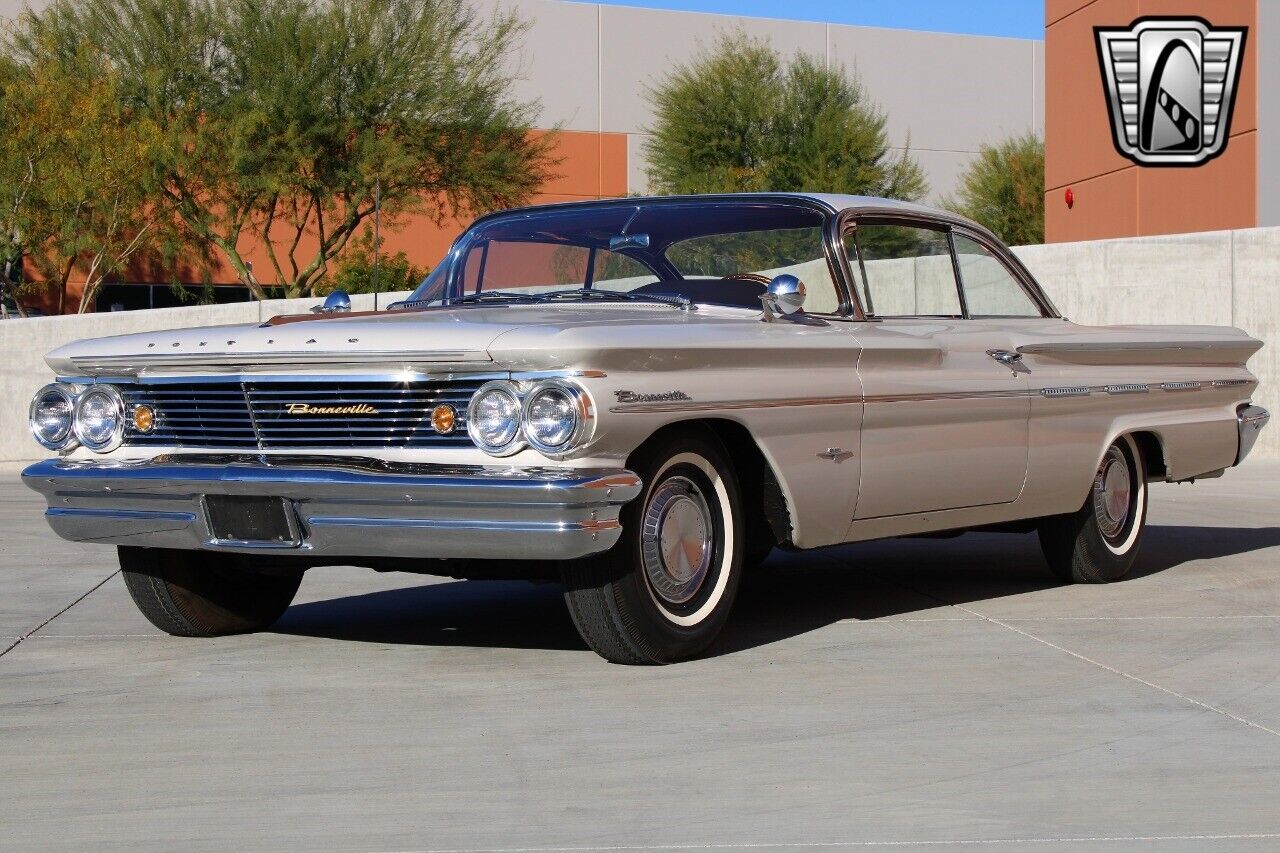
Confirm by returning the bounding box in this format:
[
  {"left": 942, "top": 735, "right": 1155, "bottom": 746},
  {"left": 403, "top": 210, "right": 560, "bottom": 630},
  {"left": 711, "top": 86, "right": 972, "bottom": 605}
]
[
  {"left": 0, "top": 46, "right": 182, "bottom": 313},
  {"left": 644, "top": 32, "right": 926, "bottom": 201},
  {"left": 13, "top": 0, "right": 556, "bottom": 299},
  {"left": 944, "top": 132, "right": 1045, "bottom": 245}
]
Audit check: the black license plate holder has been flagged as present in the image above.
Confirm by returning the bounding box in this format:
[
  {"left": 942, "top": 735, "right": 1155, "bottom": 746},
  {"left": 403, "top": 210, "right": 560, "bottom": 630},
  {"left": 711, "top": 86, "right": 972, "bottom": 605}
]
[{"left": 202, "top": 495, "right": 300, "bottom": 546}]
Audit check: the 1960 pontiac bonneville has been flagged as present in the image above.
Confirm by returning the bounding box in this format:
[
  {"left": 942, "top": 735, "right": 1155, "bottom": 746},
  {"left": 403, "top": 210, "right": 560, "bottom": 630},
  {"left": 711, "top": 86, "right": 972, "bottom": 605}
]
[{"left": 23, "top": 193, "right": 1270, "bottom": 663}]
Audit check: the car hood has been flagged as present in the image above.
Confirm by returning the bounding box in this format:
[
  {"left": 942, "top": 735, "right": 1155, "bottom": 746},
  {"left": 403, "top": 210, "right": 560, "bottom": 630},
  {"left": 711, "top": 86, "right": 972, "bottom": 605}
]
[{"left": 45, "top": 303, "right": 831, "bottom": 377}]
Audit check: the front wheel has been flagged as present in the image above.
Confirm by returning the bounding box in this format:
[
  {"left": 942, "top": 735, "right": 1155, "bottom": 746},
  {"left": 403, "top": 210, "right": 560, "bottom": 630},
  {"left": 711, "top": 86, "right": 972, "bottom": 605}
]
[
  {"left": 120, "top": 546, "right": 303, "bottom": 637},
  {"left": 1037, "top": 434, "right": 1148, "bottom": 583},
  {"left": 561, "top": 428, "right": 743, "bottom": 664}
]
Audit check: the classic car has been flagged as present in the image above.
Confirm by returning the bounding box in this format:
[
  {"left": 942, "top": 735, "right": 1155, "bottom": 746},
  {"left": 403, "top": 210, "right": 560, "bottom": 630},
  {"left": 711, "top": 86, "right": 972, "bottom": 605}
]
[{"left": 22, "top": 193, "right": 1270, "bottom": 663}]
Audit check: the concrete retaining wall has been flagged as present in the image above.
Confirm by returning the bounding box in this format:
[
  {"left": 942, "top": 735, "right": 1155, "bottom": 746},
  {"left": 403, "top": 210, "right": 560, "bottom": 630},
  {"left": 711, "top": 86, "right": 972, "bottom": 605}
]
[
  {"left": 1013, "top": 227, "right": 1279, "bottom": 463},
  {"left": 2, "top": 226, "right": 1277, "bottom": 462},
  {"left": 0, "top": 292, "right": 410, "bottom": 463}
]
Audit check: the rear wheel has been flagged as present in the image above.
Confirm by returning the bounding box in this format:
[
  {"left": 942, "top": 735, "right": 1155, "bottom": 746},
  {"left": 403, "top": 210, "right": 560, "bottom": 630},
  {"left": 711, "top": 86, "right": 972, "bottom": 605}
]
[
  {"left": 120, "top": 546, "right": 303, "bottom": 637},
  {"left": 1037, "top": 434, "right": 1147, "bottom": 583},
  {"left": 561, "top": 428, "right": 743, "bottom": 664}
]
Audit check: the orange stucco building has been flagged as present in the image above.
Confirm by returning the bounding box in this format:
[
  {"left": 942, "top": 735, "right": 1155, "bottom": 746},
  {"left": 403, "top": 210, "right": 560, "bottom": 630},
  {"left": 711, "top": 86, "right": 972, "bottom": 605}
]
[{"left": 28, "top": 129, "right": 628, "bottom": 313}]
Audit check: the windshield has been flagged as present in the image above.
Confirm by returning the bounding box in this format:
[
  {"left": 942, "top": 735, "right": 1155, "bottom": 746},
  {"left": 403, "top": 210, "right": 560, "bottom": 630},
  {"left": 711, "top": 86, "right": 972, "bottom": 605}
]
[{"left": 403, "top": 201, "right": 843, "bottom": 313}]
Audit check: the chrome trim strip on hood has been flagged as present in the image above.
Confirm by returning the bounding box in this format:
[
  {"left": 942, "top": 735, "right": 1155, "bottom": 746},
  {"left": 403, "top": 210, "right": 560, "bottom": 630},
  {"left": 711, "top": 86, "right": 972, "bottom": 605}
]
[{"left": 66, "top": 349, "right": 491, "bottom": 376}]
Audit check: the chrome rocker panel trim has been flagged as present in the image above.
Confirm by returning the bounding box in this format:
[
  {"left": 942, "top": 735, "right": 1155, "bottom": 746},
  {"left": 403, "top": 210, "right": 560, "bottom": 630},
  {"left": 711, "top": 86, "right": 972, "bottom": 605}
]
[{"left": 22, "top": 456, "right": 642, "bottom": 561}]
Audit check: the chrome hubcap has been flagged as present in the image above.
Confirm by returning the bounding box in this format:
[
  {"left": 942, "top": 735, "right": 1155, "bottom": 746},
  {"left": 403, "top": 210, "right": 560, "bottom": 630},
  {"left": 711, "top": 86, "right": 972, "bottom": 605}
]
[
  {"left": 1093, "top": 446, "right": 1132, "bottom": 539},
  {"left": 641, "top": 476, "right": 714, "bottom": 606}
]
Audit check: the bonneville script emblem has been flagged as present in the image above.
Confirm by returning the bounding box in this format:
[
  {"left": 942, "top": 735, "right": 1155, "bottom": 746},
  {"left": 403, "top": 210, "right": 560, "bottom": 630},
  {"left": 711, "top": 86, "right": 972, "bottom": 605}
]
[
  {"left": 286, "top": 403, "right": 379, "bottom": 415},
  {"left": 1095, "top": 17, "right": 1246, "bottom": 166},
  {"left": 614, "top": 390, "right": 692, "bottom": 404}
]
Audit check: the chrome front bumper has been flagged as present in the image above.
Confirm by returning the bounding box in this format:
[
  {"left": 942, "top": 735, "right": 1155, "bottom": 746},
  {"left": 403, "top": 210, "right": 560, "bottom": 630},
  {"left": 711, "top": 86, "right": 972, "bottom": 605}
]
[{"left": 22, "top": 456, "right": 642, "bottom": 561}]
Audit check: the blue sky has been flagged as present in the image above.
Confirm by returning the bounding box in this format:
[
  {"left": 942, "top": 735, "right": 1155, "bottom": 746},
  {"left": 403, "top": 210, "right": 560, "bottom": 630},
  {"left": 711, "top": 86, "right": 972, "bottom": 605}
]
[{"left": 582, "top": 0, "right": 1045, "bottom": 40}]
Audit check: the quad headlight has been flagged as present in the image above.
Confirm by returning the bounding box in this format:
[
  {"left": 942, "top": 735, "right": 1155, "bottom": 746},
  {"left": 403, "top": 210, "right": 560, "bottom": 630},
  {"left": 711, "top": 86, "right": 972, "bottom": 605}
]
[
  {"left": 29, "top": 384, "right": 78, "bottom": 450},
  {"left": 467, "top": 381, "right": 525, "bottom": 456},
  {"left": 466, "top": 379, "right": 594, "bottom": 458},
  {"left": 522, "top": 380, "right": 592, "bottom": 456},
  {"left": 72, "top": 385, "right": 126, "bottom": 453}
]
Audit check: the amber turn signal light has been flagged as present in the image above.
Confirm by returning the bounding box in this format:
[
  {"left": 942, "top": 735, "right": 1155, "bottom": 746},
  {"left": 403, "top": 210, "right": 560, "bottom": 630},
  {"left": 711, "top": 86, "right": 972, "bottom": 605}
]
[
  {"left": 132, "top": 404, "right": 157, "bottom": 434},
  {"left": 430, "top": 404, "right": 456, "bottom": 435}
]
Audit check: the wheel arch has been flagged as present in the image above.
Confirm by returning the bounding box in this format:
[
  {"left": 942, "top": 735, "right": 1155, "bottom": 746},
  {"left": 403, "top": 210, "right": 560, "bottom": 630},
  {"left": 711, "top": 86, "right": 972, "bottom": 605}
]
[
  {"left": 1129, "top": 429, "right": 1168, "bottom": 482},
  {"left": 1061, "top": 430, "right": 1155, "bottom": 511},
  {"left": 628, "top": 418, "right": 795, "bottom": 550}
]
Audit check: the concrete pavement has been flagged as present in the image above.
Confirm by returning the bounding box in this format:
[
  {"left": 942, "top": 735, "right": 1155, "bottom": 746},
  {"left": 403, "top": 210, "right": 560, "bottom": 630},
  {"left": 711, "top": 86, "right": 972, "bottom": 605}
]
[{"left": 2, "top": 462, "right": 1280, "bottom": 852}]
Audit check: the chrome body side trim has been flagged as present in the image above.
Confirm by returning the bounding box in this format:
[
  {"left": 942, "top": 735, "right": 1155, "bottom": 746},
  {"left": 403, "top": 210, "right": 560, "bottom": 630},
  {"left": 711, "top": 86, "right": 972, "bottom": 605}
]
[
  {"left": 22, "top": 456, "right": 642, "bottom": 561},
  {"left": 865, "top": 389, "right": 1031, "bottom": 404},
  {"left": 1236, "top": 404, "right": 1270, "bottom": 465},
  {"left": 609, "top": 378, "right": 1248, "bottom": 413},
  {"left": 1018, "top": 341, "right": 1245, "bottom": 354},
  {"left": 610, "top": 395, "right": 864, "bottom": 414}
]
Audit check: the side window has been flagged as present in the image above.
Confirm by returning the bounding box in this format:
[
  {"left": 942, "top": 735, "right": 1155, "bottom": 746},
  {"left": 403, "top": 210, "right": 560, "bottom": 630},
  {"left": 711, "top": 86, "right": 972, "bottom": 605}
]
[
  {"left": 591, "top": 250, "right": 655, "bottom": 291},
  {"left": 667, "top": 227, "right": 843, "bottom": 314},
  {"left": 953, "top": 234, "right": 1042, "bottom": 317},
  {"left": 847, "top": 224, "right": 961, "bottom": 317}
]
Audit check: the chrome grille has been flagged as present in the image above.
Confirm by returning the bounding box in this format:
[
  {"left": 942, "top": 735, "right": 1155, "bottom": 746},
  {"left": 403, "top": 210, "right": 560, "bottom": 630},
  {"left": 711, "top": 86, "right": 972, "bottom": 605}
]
[{"left": 122, "top": 380, "right": 481, "bottom": 449}]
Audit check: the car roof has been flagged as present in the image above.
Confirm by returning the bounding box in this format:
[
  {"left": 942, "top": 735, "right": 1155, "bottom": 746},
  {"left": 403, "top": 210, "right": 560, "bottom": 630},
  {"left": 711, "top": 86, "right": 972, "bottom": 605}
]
[{"left": 480, "top": 192, "right": 987, "bottom": 235}]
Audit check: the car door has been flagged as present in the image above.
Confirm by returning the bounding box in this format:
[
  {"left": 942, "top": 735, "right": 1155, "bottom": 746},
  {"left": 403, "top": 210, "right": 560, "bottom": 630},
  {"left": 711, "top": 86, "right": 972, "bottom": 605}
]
[{"left": 845, "top": 219, "right": 1034, "bottom": 519}]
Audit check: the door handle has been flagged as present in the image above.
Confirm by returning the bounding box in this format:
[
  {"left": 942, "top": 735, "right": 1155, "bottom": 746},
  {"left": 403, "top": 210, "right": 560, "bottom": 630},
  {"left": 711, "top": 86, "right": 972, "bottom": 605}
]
[{"left": 987, "top": 349, "right": 1023, "bottom": 366}]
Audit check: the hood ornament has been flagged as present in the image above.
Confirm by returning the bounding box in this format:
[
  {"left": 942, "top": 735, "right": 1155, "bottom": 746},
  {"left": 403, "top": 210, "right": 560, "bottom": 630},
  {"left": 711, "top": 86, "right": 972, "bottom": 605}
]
[{"left": 313, "top": 289, "right": 352, "bottom": 313}]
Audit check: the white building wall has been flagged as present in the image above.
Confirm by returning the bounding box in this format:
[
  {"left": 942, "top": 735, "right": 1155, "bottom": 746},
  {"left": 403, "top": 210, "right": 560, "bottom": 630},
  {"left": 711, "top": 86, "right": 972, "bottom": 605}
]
[
  {"left": 4, "top": 0, "right": 1045, "bottom": 201},
  {"left": 501, "top": 0, "right": 1044, "bottom": 199}
]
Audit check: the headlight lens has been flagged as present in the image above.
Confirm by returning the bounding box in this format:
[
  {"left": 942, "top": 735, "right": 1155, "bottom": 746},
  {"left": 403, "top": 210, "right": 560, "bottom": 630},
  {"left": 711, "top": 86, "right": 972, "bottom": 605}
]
[
  {"left": 466, "top": 382, "right": 523, "bottom": 455},
  {"left": 73, "top": 385, "right": 125, "bottom": 452},
  {"left": 522, "top": 380, "right": 592, "bottom": 457},
  {"left": 29, "top": 384, "right": 77, "bottom": 450}
]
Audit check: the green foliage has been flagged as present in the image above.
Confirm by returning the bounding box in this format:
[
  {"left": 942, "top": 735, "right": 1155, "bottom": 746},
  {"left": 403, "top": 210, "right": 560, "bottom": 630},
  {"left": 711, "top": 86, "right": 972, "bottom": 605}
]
[
  {"left": 0, "top": 43, "right": 187, "bottom": 313},
  {"left": 944, "top": 132, "right": 1044, "bottom": 246},
  {"left": 643, "top": 32, "right": 926, "bottom": 201},
  {"left": 326, "top": 226, "right": 425, "bottom": 296},
  {"left": 11, "top": 0, "right": 557, "bottom": 300}
]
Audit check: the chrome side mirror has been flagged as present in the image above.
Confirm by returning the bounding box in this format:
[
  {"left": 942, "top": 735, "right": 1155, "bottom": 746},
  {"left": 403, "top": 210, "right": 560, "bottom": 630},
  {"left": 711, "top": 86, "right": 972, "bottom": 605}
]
[
  {"left": 760, "top": 274, "right": 806, "bottom": 322},
  {"left": 313, "top": 289, "right": 352, "bottom": 314}
]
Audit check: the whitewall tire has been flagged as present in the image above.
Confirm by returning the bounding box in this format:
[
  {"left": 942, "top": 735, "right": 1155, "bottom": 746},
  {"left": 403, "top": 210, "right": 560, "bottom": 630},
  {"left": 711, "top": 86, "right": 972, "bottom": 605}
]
[
  {"left": 1038, "top": 433, "right": 1148, "bottom": 584},
  {"left": 561, "top": 427, "right": 743, "bottom": 663}
]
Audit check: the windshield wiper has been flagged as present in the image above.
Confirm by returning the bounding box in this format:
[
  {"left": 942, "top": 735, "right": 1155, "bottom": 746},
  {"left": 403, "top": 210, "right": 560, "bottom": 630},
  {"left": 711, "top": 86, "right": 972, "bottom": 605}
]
[
  {"left": 541, "top": 289, "right": 693, "bottom": 310},
  {"left": 448, "top": 291, "right": 547, "bottom": 305}
]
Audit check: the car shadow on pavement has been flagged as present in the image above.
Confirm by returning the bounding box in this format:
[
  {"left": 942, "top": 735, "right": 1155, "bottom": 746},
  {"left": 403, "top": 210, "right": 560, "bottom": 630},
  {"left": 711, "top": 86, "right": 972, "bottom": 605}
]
[
  {"left": 273, "top": 578, "right": 587, "bottom": 650},
  {"left": 271, "top": 525, "right": 1280, "bottom": 657}
]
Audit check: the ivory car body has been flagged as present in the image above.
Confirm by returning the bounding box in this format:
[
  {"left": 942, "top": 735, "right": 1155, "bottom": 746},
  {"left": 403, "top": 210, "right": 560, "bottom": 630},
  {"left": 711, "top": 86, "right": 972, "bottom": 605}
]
[{"left": 22, "top": 194, "right": 1269, "bottom": 662}]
